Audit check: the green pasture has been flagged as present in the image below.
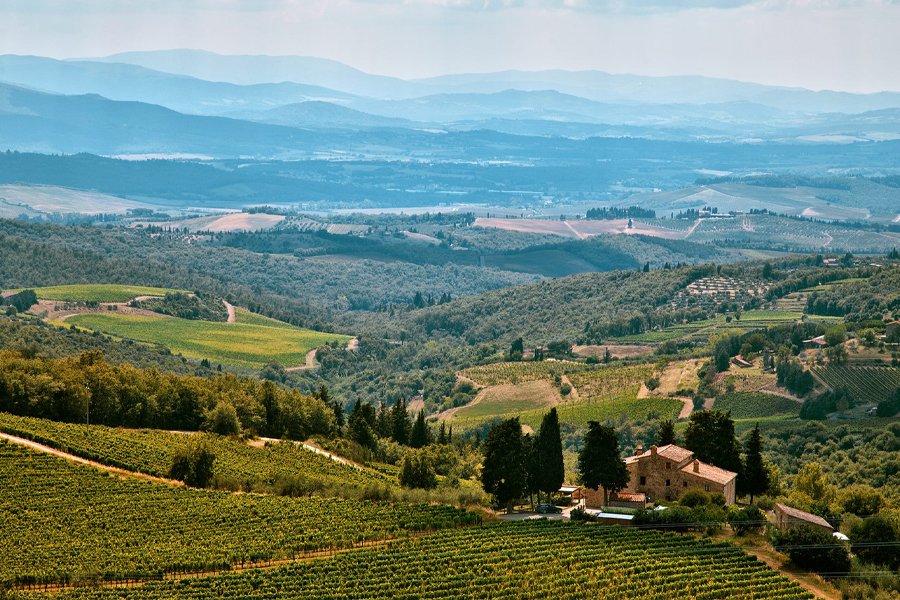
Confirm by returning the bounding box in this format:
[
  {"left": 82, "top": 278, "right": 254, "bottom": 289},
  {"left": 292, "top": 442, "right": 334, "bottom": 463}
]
[{"left": 66, "top": 311, "right": 351, "bottom": 368}]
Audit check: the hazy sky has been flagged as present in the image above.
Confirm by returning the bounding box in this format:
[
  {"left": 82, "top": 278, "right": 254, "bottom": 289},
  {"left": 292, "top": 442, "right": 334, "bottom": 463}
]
[{"left": 1, "top": 0, "right": 898, "bottom": 93}]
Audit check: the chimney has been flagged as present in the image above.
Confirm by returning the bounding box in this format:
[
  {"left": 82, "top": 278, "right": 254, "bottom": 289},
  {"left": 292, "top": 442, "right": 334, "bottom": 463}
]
[
  {"left": 650, "top": 445, "right": 657, "bottom": 457},
  {"left": 635, "top": 445, "right": 643, "bottom": 456},
  {"left": 693, "top": 460, "right": 700, "bottom": 473}
]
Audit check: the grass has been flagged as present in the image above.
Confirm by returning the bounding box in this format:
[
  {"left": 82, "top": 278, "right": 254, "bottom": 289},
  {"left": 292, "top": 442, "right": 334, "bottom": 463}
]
[
  {"left": 12, "top": 284, "right": 181, "bottom": 303},
  {"left": 66, "top": 312, "right": 351, "bottom": 368},
  {"left": 453, "top": 381, "right": 560, "bottom": 420}
]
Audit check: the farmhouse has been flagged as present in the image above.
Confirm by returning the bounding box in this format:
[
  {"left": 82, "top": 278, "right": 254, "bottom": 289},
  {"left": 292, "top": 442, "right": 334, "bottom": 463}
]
[
  {"left": 803, "top": 335, "right": 827, "bottom": 349},
  {"left": 774, "top": 503, "right": 834, "bottom": 535},
  {"left": 584, "top": 444, "right": 737, "bottom": 508},
  {"left": 886, "top": 321, "right": 900, "bottom": 340},
  {"left": 731, "top": 356, "right": 752, "bottom": 368}
]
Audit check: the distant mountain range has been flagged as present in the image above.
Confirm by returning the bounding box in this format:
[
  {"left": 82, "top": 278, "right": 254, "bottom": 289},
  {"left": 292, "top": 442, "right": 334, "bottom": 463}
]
[
  {"left": 84, "top": 49, "right": 900, "bottom": 114},
  {"left": 1, "top": 50, "right": 900, "bottom": 156}
]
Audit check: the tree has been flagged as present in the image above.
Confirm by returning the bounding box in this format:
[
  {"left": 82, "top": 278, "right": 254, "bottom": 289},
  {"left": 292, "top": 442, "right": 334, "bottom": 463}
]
[
  {"left": 577, "top": 421, "right": 629, "bottom": 507},
  {"left": 657, "top": 420, "right": 677, "bottom": 446},
  {"left": 772, "top": 525, "right": 850, "bottom": 575},
  {"left": 534, "top": 408, "right": 565, "bottom": 503},
  {"left": 850, "top": 518, "right": 900, "bottom": 569},
  {"left": 824, "top": 324, "right": 846, "bottom": 347},
  {"left": 481, "top": 418, "right": 527, "bottom": 513},
  {"left": 509, "top": 337, "right": 524, "bottom": 360},
  {"left": 409, "top": 411, "right": 431, "bottom": 449},
  {"left": 203, "top": 401, "right": 241, "bottom": 437},
  {"left": 169, "top": 438, "right": 216, "bottom": 488},
  {"left": 683, "top": 410, "right": 742, "bottom": 475},
  {"left": 742, "top": 422, "right": 769, "bottom": 503},
  {"left": 839, "top": 484, "right": 885, "bottom": 516},
  {"left": 398, "top": 453, "right": 437, "bottom": 489},
  {"left": 793, "top": 462, "right": 834, "bottom": 505},
  {"left": 390, "top": 399, "right": 410, "bottom": 445},
  {"left": 348, "top": 400, "right": 377, "bottom": 451}
]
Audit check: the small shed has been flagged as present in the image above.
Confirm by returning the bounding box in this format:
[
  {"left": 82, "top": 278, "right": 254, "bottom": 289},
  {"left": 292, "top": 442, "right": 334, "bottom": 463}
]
[
  {"left": 608, "top": 492, "right": 647, "bottom": 510},
  {"left": 558, "top": 485, "right": 582, "bottom": 502},
  {"left": 774, "top": 503, "right": 834, "bottom": 534},
  {"left": 732, "top": 356, "right": 752, "bottom": 369}
]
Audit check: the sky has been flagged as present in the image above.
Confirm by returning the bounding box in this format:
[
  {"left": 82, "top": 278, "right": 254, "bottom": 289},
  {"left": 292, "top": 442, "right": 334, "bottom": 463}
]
[{"left": 1, "top": 0, "right": 898, "bottom": 93}]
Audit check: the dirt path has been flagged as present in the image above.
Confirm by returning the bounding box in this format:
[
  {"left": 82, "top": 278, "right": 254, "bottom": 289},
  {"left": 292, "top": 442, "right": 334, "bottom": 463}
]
[
  {"left": 684, "top": 219, "right": 702, "bottom": 238},
  {"left": 347, "top": 338, "right": 359, "bottom": 351},
  {"left": 285, "top": 349, "right": 319, "bottom": 372},
  {"left": 563, "top": 221, "right": 588, "bottom": 240},
  {"left": 223, "top": 300, "right": 236, "bottom": 324},
  {"left": 255, "top": 437, "right": 371, "bottom": 472},
  {"left": 636, "top": 360, "right": 698, "bottom": 419},
  {"left": 0, "top": 432, "right": 182, "bottom": 487},
  {"left": 742, "top": 546, "right": 837, "bottom": 600}
]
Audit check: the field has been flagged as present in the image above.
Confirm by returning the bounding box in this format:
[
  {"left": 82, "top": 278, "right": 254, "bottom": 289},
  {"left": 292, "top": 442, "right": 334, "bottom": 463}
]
[
  {"left": 0, "top": 414, "right": 393, "bottom": 490},
  {"left": 139, "top": 213, "right": 287, "bottom": 233},
  {"left": 461, "top": 360, "right": 587, "bottom": 387},
  {"left": 711, "top": 392, "right": 801, "bottom": 420},
  {"left": 452, "top": 380, "right": 560, "bottom": 420},
  {"left": 0, "top": 184, "right": 151, "bottom": 216},
  {"left": 15, "top": 520, "right": 813, "bottom": 600},
  {"left": 0, "top": 440, "right": 475, "bottom": 588},
  {"left": 473, "top": 217, "right": 687, "bottom": 240},
  {"left": 65, "top": 311, "right": 351, "bottom": 368},
  {"left": 812, "top": 366, "right": 900, "bottom": 403},
  {"left": 14, "top": 284, "right": 181, "bottom": 303}
]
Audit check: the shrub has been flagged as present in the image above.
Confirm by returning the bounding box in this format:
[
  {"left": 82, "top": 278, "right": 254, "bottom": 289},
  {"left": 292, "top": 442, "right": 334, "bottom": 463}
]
[
  {"left": 679, "top": 489, "right": 710, "bottom": 508},
  {"left": 398, "top": 453, "right": 437, "bottom": 490},
  {"left": 729, "top": 505, "right": 764, "bottom": 535},
  {"left": 771, "top": 525, "right": 850, "bottom": 576},
  {"left": 203, "top": 401, "right": 241, "bottom": 436},
  {"left": 559, "top": 383, "right": 572, "bottom": 396},
  {"left": 168, "top": 438, "right": 216, "bottom": 488}
]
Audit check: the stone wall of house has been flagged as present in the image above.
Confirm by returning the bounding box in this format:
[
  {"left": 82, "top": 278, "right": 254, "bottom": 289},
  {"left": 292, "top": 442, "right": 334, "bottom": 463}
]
[{"left": 627, "top": 448, "right": 734, "bottom": 504}]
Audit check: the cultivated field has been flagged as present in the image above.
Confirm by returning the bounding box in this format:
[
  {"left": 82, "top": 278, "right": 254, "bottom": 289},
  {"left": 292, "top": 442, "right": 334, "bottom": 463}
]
[
  {"left": 0, "top": 414, "right": 391, "bottom": 489},
  {"left": 0, "top": 184, "right": 151, "bottom": 216},
  {"left": 66, "top": 309, "right": 350, "bottom": 368},
  {"left": 140, "top": 212, "right": 286, "bottom": 233},
  {"left": 23, "top": 520, "right": 814, "bottom": 600},
  {"left": 451, "top": 380, "right": 561, "bottom": 420},
  {"left": 473, "top": 217, "right": 687, "bottom": 240},
  {"left": 14, "top": 284, "right": 180, "bottom": 303}
]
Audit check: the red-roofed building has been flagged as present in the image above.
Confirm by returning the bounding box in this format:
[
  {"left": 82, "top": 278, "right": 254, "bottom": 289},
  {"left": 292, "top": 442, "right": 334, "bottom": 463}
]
[
  {"left": 584, "top": 444, "right": 738, "bottom": 507},
  {"left": 774, "top": 503, "right": 834, "bottom": 535}
]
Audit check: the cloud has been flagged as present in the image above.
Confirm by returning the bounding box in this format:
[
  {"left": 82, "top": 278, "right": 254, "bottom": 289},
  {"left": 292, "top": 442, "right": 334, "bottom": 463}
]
[{"left": 349, "top": 0, "right": 896, "bottom": 12}]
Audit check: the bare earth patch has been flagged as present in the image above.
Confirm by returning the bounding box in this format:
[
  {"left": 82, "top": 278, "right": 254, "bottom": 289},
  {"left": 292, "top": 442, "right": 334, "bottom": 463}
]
[
  {"left": 473, "top": 217, "right": 688, "bottom": 240},
  {"left": 572, "top": 344, "right": 653, "bottom": 359}
]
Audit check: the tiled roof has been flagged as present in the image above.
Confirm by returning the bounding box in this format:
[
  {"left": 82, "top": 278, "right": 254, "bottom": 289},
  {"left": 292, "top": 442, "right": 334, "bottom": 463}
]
[
  {"left": 683, "top": 461, "right": 737, "bottom": 485},
  {"left": 657, "top": 445, "right": 694, "bottom": 463},
  {"left": 775, "top": 504, "right": 834, "bottom": 530},
  {"left": 610, "top": 492, "right": 646, "bottom": 502}
]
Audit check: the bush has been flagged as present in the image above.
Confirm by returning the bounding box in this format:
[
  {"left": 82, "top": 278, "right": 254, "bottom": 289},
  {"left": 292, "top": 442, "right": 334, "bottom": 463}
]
[
  {"left": 771, "top": 525, "right": 850, "bottom": 576},
  {"left": 838, "top": 484, "right": 884, "bottom": 516},
  {"left": 559, "top": 383, "right": 572, "bottom": 396},
  {"left": 398, "top": 453, "right": 437, "bottom": 490},
  {"left": 849, "top": 518, "right": 900, "bottom": 569},
  {"left": 756, "top": 496, "right": 776, "bottom": 511},
  {"left": 203, "top": 401, "right": 241, "bottom": 436},
  {"left": 570, "top": 506, "right": 598, "bottom": 522},
  {"left": 168, "top": 438, "right": 216, "bottom": 488},
  {"left": 679, "top": 489, "right": 710, "bottom": 508},
  {"left": 729, "top": 505, "right": 764, "bottom": 535},
  {"left": 709, "top": 492, "right": 726, "bottom": 507}
]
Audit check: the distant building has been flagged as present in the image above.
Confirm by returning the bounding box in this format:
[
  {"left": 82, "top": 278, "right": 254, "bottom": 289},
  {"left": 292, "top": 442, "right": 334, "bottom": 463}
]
[
  {"left": 886, "top": 321, "right": 900, "bottom": 340},
  {"left": 774, "top": 503, "right": 834, "bottom": 535},
  {"left": 584, "top": 444, "right": 737, "bottom": 507},
  {"left": 732, "top": 356, "right": 753, "bottom": 368},
  {"left": 803, "top": 335, "right": 827, "bottom": 349}
]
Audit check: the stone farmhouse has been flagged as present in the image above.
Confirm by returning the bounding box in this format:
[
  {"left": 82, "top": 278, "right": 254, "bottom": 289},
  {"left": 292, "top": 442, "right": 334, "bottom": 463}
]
[{"left": 584, "top": 444, "right": 737, "bottom": 508}]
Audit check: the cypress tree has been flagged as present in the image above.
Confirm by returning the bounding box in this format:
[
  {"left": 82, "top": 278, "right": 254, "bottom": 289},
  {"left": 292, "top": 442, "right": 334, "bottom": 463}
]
[
  {"left": 481, "top": 418, "right": 527, "bottom": 513},
  {"left": 391, "top": 399, "right": 410, "bottom": 446},
  {"left": 536, "top": 408, "right": 565, "bottom": 502},
  {"left": 657, "top": 419, "right": 678, "bottom": 446},
  {"left": 410, "top": 411, "right": 430, "bottom": 449},
  {"left": 742, "top": 422, "right": 769, "bottom": 503},
  {"left": 578, "top": 421, "right": 629, "bottom": 507}
]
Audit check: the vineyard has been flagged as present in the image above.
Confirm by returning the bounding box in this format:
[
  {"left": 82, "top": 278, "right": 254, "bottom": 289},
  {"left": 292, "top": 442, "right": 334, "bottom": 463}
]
[
  {"left": 0, "top": 414, "right": 393, "bottom": 490},
  {"left": 0, "top": 440, "right": 476, "bottom": 588},
  {"left": 17, "top": 521, "right": 814, "bottom": 600},
  {"left": 812, "top": 366, "right": 900, "bottom": 403},
  {"left": 461, "top": 360, "right": 588, "bottom": 387},
  {"left": 711, "top": 392, "right": 802, "bottom": 420},
  {"left": 567, "top": 364, "right": 656, "bottom": 399},
  {"left": 11, "top": 284, "right": 181, "bottom": 303}
]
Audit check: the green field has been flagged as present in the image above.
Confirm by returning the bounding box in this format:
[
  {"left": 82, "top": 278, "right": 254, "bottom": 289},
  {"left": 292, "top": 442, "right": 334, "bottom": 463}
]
[
  {"left": 452, "top": 381, "right": 560, "bottom": 420},
  {"left": 0, "top": 440, "right": 474, "bottom": 588},
  {"left": 712, "top": 392, "right": 802, "bottom": 420},
  {"left": 19, "top": 520, "right": 813, "bottom": 600},
  {"left": 0, "top": 414, "right": 393, "bottom": 490},
  {"left": 66, "top": 310, "right": 351, "bottom": 368},
  {"left": 13, "top": 284, "right": 182, "bottom": 303}
]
